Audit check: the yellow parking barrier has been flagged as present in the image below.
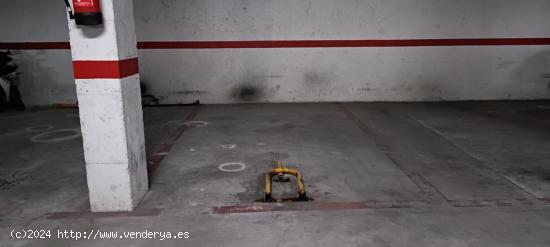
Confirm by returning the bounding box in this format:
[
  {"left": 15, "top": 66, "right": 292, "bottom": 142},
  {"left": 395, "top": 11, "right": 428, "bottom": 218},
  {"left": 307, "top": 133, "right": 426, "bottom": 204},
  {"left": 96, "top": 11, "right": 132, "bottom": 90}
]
[{"left": 263, "top": 159, "right": 310, "bottom": 202}]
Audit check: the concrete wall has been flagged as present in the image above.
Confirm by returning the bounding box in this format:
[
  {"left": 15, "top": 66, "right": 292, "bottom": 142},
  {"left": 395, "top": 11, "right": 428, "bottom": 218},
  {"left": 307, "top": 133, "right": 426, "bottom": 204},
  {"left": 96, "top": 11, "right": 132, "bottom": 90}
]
[{"left": 1, "top": 0, "right": 550, "bottom": 105}]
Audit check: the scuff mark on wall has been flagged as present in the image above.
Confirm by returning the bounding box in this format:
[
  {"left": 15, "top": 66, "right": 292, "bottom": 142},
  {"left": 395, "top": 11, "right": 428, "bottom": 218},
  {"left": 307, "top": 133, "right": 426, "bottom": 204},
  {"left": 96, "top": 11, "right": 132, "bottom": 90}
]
[
  {"left": 231, "top": 84, "right": 263, "bottom": 102},
  {"left": 303, "top": 70, "right": 335, "bottom": 100},
  {"left": 170, "top": 90, "right": 207, "bottom": 96}
]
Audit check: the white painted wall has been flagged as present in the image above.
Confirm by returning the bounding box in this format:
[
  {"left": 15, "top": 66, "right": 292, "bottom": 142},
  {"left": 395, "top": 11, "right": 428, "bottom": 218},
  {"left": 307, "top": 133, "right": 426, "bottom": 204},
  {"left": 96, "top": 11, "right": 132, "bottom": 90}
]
[
  {"left": 1, "top": 0, "right": 550, "bottom": 105},
  {"left": 0, "top": 1, "right": 75, "bottom": 106}
]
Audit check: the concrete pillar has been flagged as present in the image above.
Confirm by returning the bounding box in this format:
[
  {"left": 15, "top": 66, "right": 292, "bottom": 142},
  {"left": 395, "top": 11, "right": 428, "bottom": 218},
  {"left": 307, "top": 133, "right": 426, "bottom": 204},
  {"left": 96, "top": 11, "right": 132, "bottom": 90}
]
[{"left": 67, "top": 0, "right": 148, "bottom": 212}]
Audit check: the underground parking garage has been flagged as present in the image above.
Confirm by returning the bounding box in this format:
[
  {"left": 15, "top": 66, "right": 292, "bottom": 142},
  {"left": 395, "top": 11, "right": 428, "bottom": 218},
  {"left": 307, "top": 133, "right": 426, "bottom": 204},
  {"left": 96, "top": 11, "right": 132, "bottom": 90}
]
[{"left": 1, "top": 0, "right": 550, "bottom": 246}]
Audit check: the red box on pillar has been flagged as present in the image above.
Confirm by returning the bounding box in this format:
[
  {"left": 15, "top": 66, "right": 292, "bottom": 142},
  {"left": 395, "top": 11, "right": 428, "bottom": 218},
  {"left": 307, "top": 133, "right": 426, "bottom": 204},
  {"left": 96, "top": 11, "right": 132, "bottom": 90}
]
[{"left": 73, "top": 0, "right": 103, "bottom": 25}]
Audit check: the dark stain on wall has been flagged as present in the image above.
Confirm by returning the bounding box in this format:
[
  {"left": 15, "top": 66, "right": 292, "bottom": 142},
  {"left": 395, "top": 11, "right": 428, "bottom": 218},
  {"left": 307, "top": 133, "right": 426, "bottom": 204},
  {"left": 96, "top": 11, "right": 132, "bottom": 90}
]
[
  {"left": 140, "top": 82, "right": 148, "bottom": 93},
  {"left": 231, "top": 84, "right": 263, "bottom": 102},
  {"left": 514, "top": 51, "right": 550, "bottom": 91},
  {"left": 303, "top": 71, "right": 331, "bottom": 86},
  {"left": 140, "top": 80, "right": 160, "bottom": 105},
  {"left": 303, "top": 71, "right": 335, "bottom": 98}
]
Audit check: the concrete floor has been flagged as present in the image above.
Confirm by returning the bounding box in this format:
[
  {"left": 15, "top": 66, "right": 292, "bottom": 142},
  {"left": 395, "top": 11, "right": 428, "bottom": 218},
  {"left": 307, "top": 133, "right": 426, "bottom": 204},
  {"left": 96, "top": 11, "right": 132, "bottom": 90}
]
[{"left": 1, "top": 101, "right": 550, "bottom": 246}]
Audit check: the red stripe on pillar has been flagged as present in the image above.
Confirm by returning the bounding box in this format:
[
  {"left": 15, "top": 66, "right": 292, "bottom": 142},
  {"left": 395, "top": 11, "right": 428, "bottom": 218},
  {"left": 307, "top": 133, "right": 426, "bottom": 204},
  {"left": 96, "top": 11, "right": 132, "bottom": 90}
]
[{"left": 72, "top": 58, "right": 139, "bottom": 79}]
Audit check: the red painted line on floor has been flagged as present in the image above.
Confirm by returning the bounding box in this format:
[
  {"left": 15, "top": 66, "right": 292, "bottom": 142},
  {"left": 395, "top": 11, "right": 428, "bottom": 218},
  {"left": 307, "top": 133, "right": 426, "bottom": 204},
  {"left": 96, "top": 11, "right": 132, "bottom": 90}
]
[
  {"left": 2, "top": 38, "right": 550, "bottom": 51},
  {"left": 209, "top": 201, "right": 424, "bottom": 214},
  {"left": 45, "top": 208, "right": 163, "bottom": 219},
  {"left": 73, "top": 58, "right": 139, "bottom": 79},
  {"left": 147, "top": 106, "right": 201, "bottom": 177},
  {"left": 209, "top": 198, "right": 541, "bottom": 214}
]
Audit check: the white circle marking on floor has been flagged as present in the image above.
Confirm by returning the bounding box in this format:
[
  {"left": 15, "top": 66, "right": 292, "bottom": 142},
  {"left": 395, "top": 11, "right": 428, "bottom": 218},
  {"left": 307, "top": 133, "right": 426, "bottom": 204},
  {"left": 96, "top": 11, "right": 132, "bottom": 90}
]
[
  {"left": 183, "top": 121, "right": 209, "bottom": 127},
  {"left": 218, "top": 162, "right": 246, "bottom": 172},
  {"left": 26, "top": 125, "right": 54, "bottom": 132},
  {"left": 221, "top": 144, "right": 237, "bottom": 149},
  {"left": 153, "top": 152, "right": 169, "bottom": 156},
  {"left": 30, "top": 129, "right": 81, "bottom": 143}
]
